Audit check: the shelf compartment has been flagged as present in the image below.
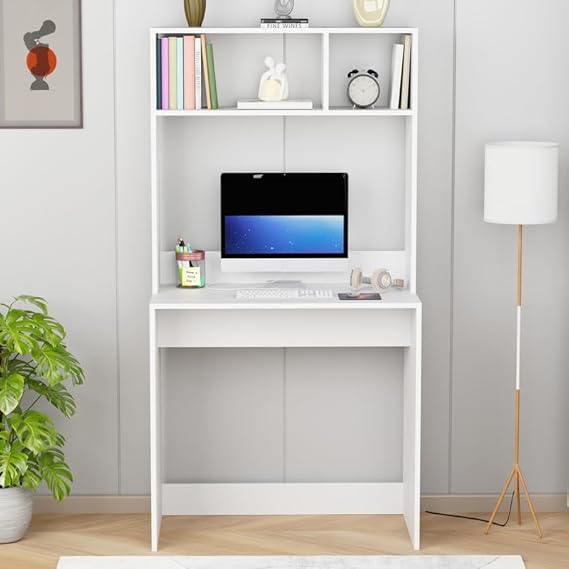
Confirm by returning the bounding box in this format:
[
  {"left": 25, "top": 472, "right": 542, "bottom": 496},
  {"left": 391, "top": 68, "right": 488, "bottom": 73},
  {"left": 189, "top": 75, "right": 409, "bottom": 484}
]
[
  {"left": 154, "top": 32, "right": 323, "bottom": 111},
  {"left": 329, "top": 32, "right": 414, "bottom": 111}
]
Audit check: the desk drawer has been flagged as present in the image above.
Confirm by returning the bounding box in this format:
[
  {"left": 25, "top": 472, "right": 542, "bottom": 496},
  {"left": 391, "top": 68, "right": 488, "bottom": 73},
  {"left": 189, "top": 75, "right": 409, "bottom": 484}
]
[{"left": 155, "top": 309, "right": 413, "bottom": 348}]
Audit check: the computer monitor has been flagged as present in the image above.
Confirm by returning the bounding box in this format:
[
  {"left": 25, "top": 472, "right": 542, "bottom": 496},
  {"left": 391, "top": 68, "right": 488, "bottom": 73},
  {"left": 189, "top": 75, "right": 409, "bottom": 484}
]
[{"left": 221, "top": 173, "right": 348, "bottom": 272}]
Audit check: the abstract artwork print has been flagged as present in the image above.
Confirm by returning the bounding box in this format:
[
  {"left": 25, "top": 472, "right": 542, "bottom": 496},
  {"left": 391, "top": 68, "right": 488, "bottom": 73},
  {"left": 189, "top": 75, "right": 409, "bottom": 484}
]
[{"left": 0, "top": 0, "right": 82, "bottom": 128}]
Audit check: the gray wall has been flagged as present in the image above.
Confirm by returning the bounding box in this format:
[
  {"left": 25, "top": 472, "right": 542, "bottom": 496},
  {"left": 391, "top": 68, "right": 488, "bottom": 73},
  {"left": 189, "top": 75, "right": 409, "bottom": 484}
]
[
  {"left": 0, "top": 0, "right": 119, "bottom": 494},
  {"left": 452, "top": 0, "right": 569, "bottom": 494},
  {"left": 0, "top": 0, "right": 566, "bottom": 498}
]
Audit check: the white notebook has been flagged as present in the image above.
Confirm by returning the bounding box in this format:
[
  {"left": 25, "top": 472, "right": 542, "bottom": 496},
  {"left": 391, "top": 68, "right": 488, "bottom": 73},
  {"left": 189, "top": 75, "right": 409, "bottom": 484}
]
[
  {"left": 400, "top": 34, "right": 412, "bottom": 110},
  {"left": 389, "top": 43, "right": 404, "bottom": 110}
]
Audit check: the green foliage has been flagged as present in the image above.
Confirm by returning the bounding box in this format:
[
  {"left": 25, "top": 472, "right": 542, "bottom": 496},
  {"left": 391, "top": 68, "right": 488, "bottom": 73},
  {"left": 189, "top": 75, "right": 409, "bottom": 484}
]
[
  {"left": 0, "top": 296, "right": 83, "bottom": 501},
  {"left": 0, "top": 373, "right": 24, "bottom": 415}
]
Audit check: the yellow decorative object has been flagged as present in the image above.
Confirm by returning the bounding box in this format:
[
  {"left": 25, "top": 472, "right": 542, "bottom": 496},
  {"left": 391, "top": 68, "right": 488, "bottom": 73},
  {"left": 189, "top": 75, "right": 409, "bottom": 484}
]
[{"left": 352, "top": 0, "right": 390, "bottom": 28}]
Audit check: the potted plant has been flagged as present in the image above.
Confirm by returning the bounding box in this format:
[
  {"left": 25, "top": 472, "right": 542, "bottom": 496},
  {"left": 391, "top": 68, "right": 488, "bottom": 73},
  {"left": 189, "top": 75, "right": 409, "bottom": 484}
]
[{"left": 0, "top": 295, "right": 84, "bottom": 543}]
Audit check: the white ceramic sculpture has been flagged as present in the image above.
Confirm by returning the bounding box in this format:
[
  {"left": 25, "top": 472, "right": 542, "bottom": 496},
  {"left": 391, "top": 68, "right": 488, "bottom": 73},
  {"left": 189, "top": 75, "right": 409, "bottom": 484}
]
[
  {"left": 258, "top": 56, "right": 289, "bottom": 102},
  {"left": 352, "top": 0, "right": 391, "bottom": 27},
  {"left": 274, "top": 0, "right": 294, "bottom": 18}
]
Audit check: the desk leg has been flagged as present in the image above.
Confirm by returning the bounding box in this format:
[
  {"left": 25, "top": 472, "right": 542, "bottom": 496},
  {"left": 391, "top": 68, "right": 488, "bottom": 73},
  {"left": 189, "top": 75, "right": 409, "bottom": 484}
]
[
  {"left": 403, "top": 306, "right": 422, "bottom": 550},
  {"left": 149, "top": 307, "right": 162, "bottom": 552}
]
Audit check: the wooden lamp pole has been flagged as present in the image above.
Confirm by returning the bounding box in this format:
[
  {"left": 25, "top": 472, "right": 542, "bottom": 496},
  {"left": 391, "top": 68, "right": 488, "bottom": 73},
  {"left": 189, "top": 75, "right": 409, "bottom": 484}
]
[{"left": 484, "top": 224, "right": 542, "bottom": 537}]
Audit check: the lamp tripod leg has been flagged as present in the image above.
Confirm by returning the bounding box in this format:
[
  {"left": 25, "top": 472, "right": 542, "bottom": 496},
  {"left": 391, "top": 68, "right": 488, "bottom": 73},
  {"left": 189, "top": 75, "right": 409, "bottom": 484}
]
[
  {"left": 485, "top": 465, "right": 516, "bottom": 534},
  {"left": 517, "top": 465, "right": 543, "bottom": 538},
  {"left": 515, "top": 470, "right": 522, "bottom": 524},
  {"left": 514, "top": 389, "right": 522, "bottom": 525}
]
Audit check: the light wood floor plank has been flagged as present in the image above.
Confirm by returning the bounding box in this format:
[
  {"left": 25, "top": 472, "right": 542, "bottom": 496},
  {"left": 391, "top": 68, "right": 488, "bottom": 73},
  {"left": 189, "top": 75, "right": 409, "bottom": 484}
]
[{"left": 1, "top": 513, "right": 568, "bottom": 569}]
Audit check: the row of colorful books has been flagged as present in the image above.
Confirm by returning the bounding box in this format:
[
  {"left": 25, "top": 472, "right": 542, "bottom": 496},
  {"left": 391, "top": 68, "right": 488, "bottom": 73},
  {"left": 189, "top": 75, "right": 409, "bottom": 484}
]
[{"left": 156, "top": 34, "right": 218, "bottom": 111}]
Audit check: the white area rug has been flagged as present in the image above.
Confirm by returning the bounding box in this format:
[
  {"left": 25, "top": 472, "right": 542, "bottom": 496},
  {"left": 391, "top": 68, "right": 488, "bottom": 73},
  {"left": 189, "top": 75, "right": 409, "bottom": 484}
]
[{"left": 57, "top": 556, "right": 525, "bottom": 569}]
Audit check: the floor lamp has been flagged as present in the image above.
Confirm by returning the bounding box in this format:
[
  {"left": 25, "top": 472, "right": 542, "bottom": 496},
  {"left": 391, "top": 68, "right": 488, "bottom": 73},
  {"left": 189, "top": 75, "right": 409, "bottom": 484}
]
[{"left": 483, "top": 141, "right": 559, "bottom": 537}]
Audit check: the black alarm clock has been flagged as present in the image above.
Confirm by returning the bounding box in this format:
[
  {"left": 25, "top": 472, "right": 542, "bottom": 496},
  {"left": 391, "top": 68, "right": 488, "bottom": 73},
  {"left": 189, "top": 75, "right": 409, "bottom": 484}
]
[{"left": 347, "top": 68, "right": 380, "bottom": 109}]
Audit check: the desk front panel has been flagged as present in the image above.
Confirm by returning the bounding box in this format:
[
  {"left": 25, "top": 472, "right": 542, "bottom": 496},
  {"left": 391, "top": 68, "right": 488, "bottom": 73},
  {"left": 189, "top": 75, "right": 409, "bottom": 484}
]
[{"left": 156, "top": 308, "right": 413, "bottom": 348}]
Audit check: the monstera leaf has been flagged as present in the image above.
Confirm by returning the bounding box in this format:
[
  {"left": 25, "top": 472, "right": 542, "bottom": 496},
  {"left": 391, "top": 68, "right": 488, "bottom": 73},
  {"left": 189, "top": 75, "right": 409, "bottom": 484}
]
[
  {"left": 27, "top": 379, "right": 76, "bottom": 418},
  {"left": 10, "top": 410, "right": 59, "bottom": 455},
  {"left": 14, "top": 295, "right": 48, "bottom": 316},
  {"left": 40, "top": 447, "right": 73, "bottom": 501},
  {"left": 0, "top": 310, "right": 38, "bottom": 355},
  {"left": 0, "top": 441, "right": 28, "bottom": 488},
  {"left": 0, "top": 373, "right": 24, "bottom": 415},
  {"left": 22, "top": 455, "right": 42, "bottom": 491},
  {"left": 30, "top": 312, "right": 66, "bottom": 347},
  {"left": 34, "top": 343, "right": 84, "bottom": 386}
]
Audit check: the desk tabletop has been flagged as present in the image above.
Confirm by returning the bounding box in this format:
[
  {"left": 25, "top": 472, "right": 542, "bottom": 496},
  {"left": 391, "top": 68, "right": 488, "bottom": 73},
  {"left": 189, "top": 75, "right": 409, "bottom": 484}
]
[{"left": 150, "top": 285, "right": 422, "bottom": 310}]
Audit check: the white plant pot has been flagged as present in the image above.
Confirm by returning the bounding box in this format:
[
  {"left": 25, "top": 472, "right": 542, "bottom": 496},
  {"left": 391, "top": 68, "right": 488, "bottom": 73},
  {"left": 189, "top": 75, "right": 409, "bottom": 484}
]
[{"left": 0, "top": 487, "right": 33, "bottom": 543}]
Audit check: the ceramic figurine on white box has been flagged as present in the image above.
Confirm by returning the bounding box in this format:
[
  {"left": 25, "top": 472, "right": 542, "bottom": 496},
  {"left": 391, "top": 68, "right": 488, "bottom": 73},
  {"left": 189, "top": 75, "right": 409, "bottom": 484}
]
[{"left": 258, "top": 56, "right": 289, "bottom": 102}]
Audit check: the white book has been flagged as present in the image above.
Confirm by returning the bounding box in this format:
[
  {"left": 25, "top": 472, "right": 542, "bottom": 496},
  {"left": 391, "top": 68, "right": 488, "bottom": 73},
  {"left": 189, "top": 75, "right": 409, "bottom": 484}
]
[
  {"left": 237, "top": 99, "right": 313, "bottom": 110},
  {"left": 194, "top": 36, "right": 202, "bottom": 110},
  {"left": 399, "top": 34, "right": 412, "bottom": 110},
  {"left": 389, "top": 43, "right": 404, "bottom": 110}
]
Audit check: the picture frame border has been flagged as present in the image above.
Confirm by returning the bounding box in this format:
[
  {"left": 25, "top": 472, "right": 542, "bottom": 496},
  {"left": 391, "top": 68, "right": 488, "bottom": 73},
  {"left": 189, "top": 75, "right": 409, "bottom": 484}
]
[{"left": 0, "top": 0, "right": 83, "bottom": 129}]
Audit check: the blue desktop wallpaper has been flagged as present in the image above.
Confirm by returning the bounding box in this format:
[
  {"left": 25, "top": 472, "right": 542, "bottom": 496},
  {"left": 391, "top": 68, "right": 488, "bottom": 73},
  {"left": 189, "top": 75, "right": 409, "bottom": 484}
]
[{"left": 225, "top": 215, "right": 344, "bottom": 255}]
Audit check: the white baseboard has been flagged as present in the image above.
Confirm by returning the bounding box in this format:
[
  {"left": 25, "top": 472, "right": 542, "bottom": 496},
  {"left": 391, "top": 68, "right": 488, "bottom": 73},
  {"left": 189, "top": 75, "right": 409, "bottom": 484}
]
[
  {"left": 33, "top": 495, "right": 150, "bottom": 514},
  {"left": 32, "top": 493, "right": 568, "bottom": 515},
  {"left": 421, "top": 494, "right": 567, "bottom": 513}
]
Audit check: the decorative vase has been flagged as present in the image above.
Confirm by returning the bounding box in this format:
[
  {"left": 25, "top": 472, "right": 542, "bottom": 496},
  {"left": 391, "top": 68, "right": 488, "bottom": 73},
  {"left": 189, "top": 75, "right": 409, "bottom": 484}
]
[
  {"left": 0, "top": 487, "right": 33, "bottom": 544},
  {"left": 184, "top": 0, "right": 206, "bottom": 27},
  {"left": 352, "top": 0, "right": 390, "bottom": 28}
]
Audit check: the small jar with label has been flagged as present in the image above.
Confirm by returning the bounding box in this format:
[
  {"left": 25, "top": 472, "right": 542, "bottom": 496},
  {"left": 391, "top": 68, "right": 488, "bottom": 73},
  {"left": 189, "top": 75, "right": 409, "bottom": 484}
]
[{"left": 176, "top": 250, "right": 206, "bottom": 288}]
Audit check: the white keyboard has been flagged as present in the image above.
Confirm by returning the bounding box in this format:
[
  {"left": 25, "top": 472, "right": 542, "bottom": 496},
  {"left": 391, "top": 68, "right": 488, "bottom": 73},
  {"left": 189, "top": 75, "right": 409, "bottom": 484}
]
[{"left": 235, "top": 288, "right": 335, "bottom": 300}]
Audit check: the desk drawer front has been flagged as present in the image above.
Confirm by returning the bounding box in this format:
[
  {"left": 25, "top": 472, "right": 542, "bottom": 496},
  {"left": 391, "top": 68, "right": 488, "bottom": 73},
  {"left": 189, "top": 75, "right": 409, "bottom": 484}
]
[{"left": 156, "top": 309, "right": 412, "bottom": 348}]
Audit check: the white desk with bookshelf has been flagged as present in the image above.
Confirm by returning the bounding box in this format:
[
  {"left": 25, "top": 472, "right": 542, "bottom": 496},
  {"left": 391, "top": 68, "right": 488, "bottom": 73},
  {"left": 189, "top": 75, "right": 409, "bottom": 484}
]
[{"left": 149, "top": 27, "right": 420, "bottom": 552}]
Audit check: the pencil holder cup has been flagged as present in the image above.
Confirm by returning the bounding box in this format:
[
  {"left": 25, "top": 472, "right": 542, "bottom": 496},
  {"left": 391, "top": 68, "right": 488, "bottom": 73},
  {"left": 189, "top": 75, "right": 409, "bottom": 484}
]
[{"left": 176, "top": 250, "right": 206, "bottom": 288}]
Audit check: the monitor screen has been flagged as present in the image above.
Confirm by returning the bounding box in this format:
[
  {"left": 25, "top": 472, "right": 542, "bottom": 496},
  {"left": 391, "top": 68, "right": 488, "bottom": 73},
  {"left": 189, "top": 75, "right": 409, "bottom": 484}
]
[{"left": 221, "top": 173, "right": 348, "bottom": 259}]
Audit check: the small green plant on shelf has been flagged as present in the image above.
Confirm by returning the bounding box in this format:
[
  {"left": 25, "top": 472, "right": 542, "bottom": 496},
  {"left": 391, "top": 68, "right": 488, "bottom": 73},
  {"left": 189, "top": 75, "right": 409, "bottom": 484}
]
[{"left": 0, "top": 295, "right": 84, "bottom": 501}]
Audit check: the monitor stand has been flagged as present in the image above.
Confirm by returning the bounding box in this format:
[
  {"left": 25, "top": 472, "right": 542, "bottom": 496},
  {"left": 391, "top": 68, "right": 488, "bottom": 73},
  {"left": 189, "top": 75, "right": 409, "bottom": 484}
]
[{"left": 263, "top": 280, "right": 306, "bottom": 289}]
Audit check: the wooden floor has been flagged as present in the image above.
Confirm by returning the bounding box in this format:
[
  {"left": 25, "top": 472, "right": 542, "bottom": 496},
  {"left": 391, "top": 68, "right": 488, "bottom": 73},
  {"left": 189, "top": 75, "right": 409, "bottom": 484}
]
[{"left": 2, "top": 513, "right": 568, "bottom": 568}]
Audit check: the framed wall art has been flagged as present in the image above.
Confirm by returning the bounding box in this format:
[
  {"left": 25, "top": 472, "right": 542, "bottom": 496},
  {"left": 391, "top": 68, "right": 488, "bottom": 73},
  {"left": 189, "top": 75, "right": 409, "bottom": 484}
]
[{"left": 0, "top": 0, "right": 82, "bottom": 128}]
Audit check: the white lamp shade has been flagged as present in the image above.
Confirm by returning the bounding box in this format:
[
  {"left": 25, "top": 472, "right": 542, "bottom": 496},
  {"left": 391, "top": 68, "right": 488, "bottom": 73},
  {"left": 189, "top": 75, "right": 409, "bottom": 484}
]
[{"left": 484, "top": 141, "right": 559, "bottom": 225}]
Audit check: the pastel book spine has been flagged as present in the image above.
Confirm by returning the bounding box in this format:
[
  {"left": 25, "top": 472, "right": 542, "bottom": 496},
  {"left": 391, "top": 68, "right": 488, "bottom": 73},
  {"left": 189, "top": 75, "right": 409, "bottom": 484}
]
[
  {"left": 183, "top": 36, "right": 195, "bottom": 109},
  {"left": 201, "top": 34, "right": 211, "bottom": 109},
  {"left": 389, "top": 43, "right": 404, "bottom": 110},
  {"left": 176, "top": 37, "right": 184, "bottom": 110},
  {"left": 156, "top": 38, "right": 161, "bottom": 109},
  {"left": 160, "top": 37, "right": 169, "bottom": 110},
  {"left": 168, "top": 36, "right": 177, "bottom": 110},
  {"left": 206, "top": 43, "right": 218, "bottom": 110},
  {"left": 194, "top": 36, "right": 202, "bottom": 110},
  {"left": 399, "top": 34, "right": 412, "bottom": 110}
]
